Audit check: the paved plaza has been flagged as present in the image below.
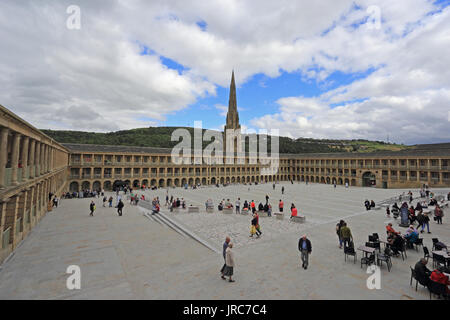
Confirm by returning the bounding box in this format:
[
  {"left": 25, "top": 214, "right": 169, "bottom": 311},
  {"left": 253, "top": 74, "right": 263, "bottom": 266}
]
[{"left": 0, "top": 182, "right": 449, "bottom": 299}]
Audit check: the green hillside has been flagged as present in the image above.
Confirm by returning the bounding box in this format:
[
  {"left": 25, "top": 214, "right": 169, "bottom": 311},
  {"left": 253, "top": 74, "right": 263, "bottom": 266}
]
[{"left": 41, "top": 127, "right": 409, "bottom": 154}]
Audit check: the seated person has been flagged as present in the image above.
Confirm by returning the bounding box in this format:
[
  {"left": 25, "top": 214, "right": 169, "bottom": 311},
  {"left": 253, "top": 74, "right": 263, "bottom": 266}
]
[
  {"left": 429, "top": 198, "right": 437, "bottom": 206},
  {"left": 218, "top": 202, "right": 223, "bottom": 211},
  {"left": 225, "top": 199, "right": 233, "bottom": 209},
  {"left": 414, "top": 258, "right": 432, "bottom": 287},
  {"left": 430, "top": 267, "right": 450, "bottom": 294},
  {"left": 404, "top": 226, "right": 419, "bottom": 247},
  {"left": 386, "top": 223, "right": 400, "bottom": 236},
  {"left": 370, "top": 200, "right": 376, "bottom": 208},
  {"left": 258, "top": 203, "right": 264, "bottom": 211},
  {"left": 290, "top": 206, "right": 298, "bottom": 218},
  {"left": 263, "top": 203, "right": 269, "bottom": 212},
  {"left": 243, "top": 200, "right": 249, "bottom": 209},
  {"left": 415, "top": 202, "right": 423, "bottom": 211},
  {"left": 364, "top": 200, "right": 370, "bottom": 211},
  {"left": 388, "top": 233, "right": 404, "bottom": 255}
]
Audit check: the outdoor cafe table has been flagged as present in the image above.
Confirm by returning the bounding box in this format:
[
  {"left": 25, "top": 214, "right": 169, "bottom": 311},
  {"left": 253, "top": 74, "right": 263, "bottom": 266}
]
[
  {"left": 358, "top": 245, "right": 376, "bottom": 257},
  {"left": 432, "top": 250, "right": 450, "bottom": 267},
  {"left": 379, "top": 238, "right": 390, "bottom": 249}
]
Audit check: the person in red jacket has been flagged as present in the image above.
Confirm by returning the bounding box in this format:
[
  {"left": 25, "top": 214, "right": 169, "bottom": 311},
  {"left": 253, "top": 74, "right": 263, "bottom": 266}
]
[
  {"left": 430, "top": 267, "right": 450, "bottom": 294},
  {"left": 290, "top": 204, "right": 298, "bottom": 219},
  {"left": 279, "top": 200, "right": 284, "bottom": 212}
]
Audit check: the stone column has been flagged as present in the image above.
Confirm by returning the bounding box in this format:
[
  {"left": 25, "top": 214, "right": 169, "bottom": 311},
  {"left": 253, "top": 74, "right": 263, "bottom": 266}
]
[
  {"left": 0, "top": 128, "right": 9, "bottom": 189},
  {"left": 40, "top": 143, "right": 45, "bottom": 175},
  {"left": 29, "top": 139, "right": 35, "bottom": 179},
  {"left": 44, "top": 144, "right": 49, "bottom": 173},
  {"left": 21, "top": 136, "right": 30, "bottom": 181},
  {"left": 35, "top": 142, "right": 41, "bottom": 176},
  {"left": 11, "top": 133, "right": 21, "bottom": 186}
]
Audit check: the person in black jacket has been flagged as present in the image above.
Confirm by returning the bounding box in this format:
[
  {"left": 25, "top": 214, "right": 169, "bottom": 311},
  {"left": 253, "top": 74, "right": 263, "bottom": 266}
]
[
  {"left": 298, "top": 235, "right": 312, "bottom": 270},
  {"left": 117, "top": 199, "right": 124, "bottom": 216},
  {"left": 89, "top": 201, "right": 95, "bottom": 216},
  {"left": 414, "top": 258, "right": 431, "bottom": 287}
]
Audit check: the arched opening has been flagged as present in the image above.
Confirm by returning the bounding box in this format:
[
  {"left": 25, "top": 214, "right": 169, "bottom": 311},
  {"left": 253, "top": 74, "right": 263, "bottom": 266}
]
[
  {"left": 326, "top": 177, "right": 331, "bottom": 184},
  {"left": 211, "top": 177, "right": 216, "bottom": 185},
  {"left": 167, "top": 179, "right": 172, "bottom": 187},
  {"left": 362, "top": 171, "right": 376, "bottom": 187},
  {"left": 103, "top": 181, "right": 112, "bottom": 191},
  {"left": 142, "top": 179, "right": 148, "bottom": 188},
  {"left": 202, "top": 178, "right": 206, "bottom": 185},
  {"left": 174, "top": 178, "right": 180, "bottom": 187},
  {"left": 195, "top": 178, "right": 200, "bottom": 185},
  {"left": 351, "top": 179, "right": 357, "bottom": 186},
  {"left": 158, "top": 179, "right": 165, "bottom": 187},
  {"left": 81, "top": 181, "right": 90, "bottom": 190},
  {"left": 220, "top": 177, "right": 224, "bottom": 184},
  {"left": 133, "top": 179, "right": 140, "bottom": 188},
  {"left": 69, "top": 182, "right": 79, "bottom": 192},
  {"left": 93, "top": 181, "right": 101, "bottom": 191},
  {"left": 150, "top": 179, "right": 157, "bottom": 186},
  {"left": 113, "top": 180, "right": 126, "bottom": 191},
  {"left": 338, "top": 178, "right": 343, "bottom": 185},
  {"left": 320, "top": 177, "right": 325, "bottom": 184},
  {"left": 124, "top": 180, "right": 131, "bottom": 187},
  {"left": 181, "top": 178, "right": 187, "bottom": 186},
  {"left": 231, "top": 177, "right": 235, "bottom": 183},
  {"left": 344, "top": 178, "right": 349, "bottom": 186},
  {"left": 188, "top": 178, "right": 194, "bottom": 185},
  {"left": 226, "top": 177, "right": 230, "bottom": 184}
]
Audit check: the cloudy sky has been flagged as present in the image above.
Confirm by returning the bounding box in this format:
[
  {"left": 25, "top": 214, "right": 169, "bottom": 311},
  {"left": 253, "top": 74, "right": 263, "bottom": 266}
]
[{"left": 0, "top": 0, "right": 449, "bottom": 144}]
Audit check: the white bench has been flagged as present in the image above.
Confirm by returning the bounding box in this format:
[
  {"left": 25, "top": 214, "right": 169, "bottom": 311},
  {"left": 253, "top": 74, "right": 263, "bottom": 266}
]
[
  {"left": 240, "top": 209, "right": 250, "bottom": 215},
  {"left": 222, "top": 207, "right": 233, "bottom": 214},
  {"left": 188, "top": 206, "right": 199, "bottom": 213},
  {"left": 274, "top": 212, "right": 284, "bottom": 220},
  {"left": 206, "top": 206, "right": 214, "bottom": 213},
  {"left": 257, "top": 211, "right": 269, "bottom": 217},
  {"left": 291, "top": 215, "right": 306, "bottom": 223}
]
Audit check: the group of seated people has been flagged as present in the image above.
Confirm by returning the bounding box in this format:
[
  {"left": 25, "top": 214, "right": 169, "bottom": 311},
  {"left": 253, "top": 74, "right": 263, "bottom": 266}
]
[
  {"left": 385, "top": 224, "right": 420, "bottom": 253},
  {"left": 414, "top": 258, "right": 449, "bottom": 297},
  {"left": 364, "top": 199, "right": 376, "bottom": 210},
  {"left": 170, "top": 197, "right": 186, "bottom": 210}
]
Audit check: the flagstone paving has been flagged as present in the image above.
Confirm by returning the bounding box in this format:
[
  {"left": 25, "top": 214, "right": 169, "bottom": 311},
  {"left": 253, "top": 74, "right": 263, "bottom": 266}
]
[{"left": 0, "top": 182, "right": 448, "bottom": 299}]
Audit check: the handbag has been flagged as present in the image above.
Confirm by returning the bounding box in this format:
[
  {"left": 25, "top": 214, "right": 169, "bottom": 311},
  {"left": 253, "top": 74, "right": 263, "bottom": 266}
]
[{"left": 250, "top": 225, "right": 256, "bottom": 235}]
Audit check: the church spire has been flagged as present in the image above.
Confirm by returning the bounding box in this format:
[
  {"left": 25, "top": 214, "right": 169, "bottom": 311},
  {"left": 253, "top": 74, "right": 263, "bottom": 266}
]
[{"left": 225, "top": 70, "right": 240, "bottom": 130}]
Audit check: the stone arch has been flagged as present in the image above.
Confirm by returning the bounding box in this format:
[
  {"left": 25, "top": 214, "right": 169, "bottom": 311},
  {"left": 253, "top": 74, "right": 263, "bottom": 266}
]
[
  {"left": 133, "top": 179, "right": 140, "bottom": 188},
  {"left": 142, "top": 179, "right": 148, "bottom": 187},
  {"left": 320, "top": 177, "right": 325, "bottom": 183},
  {"left": 81, "top": 181, "right": 90, "bottom": 190},
  {"left": 231, "top": 177, "right": 235, "bottom": 183},
  {"left": 69, "top": 181, "right": 79, "bottom": 192},
  {"left": 181, "top": 178, "right": 187, "bottom": 186},
  {"left": 220, "top": 177, "right": 224, "bottom": 184},
  {"left": 211, "top": 177, "right": 216, "bottom": 185},
  {"left": 201, "top": 178, "right": 206, "bottom": 185},
  {"left": 188, "top": 178, "right": 194, "bottom": 185},
  {"left": 158, "top": 179, "right": 165, "bottom": 187},
  {"left": 326, "top": 177, "right": 331, "bottom": 184},
  {"left": 93, "top": 181, "right": 101, "bottom": 191},
  {"left": 195, "top": 178, "right": 200, "bottom": 185},
  {"left": 166, "top": 179, "right": 172, "bottom": 187},
  {"left": 338, "top": 178, "right": 343, "bottom": 185},
  {"left": 344, "top": 178, "right": 349, "bottom": 185},
  {"left": 103, "top": 180, "right": 112, "bottom": 191},
  {"left": 150, "top": 179, "right": 157, "bottom": 186},
  {"left": 124, "top": 180, "right": 131, "bottom": 187},
  {"left": 351, "top": 179, "right": 356, "bottom": 186},
  {"left": 237, "top": 176, "right": 241, "bottom": 183},
  {"left": 174, "top": 178, "right": 180, "bottom": 187}
]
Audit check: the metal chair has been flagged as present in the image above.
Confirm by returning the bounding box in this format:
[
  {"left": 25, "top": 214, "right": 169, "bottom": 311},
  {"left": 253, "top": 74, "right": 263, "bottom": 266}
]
[
  {"left": 414, "top": 238, "right": 423, "bottom": 252},
  {"left": 344, "top": 245, "right": 357, "bottom": 264},
  {"left": 377, "top": 251, "right": 392, "bottom": 272},
  {"left": 397, "top": 241, "right": 407, "bottom": 261},
  {"left": 427, "top": 280, "right": 448, "bottom": 300},
  {"left": 423, "top": 246, "right": 431, "bottom": 262},
  {"left": 410, "top": 266, "right": 419, "bottom": 291},
  {"left": 432, "top": 238, "right": 439, "bottom": 251},
  {"left": 361, "top": 253, "right": 375, "bottom": 269}
]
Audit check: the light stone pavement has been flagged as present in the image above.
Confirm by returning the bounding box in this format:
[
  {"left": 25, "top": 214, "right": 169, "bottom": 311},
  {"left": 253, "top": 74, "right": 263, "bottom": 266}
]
[{"left": 0, "top": 182, "right": 449, "bottom": 299}]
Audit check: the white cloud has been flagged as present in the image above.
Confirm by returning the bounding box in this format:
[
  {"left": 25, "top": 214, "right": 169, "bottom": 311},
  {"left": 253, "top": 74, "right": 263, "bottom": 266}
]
[{"left": 0, "top": 0, "right": 449, "bottom": 143}]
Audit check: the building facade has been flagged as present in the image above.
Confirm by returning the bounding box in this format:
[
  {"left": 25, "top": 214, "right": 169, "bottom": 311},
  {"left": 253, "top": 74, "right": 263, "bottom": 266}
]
[{"left": 1, "top": 72, "right": 449, "bottom": 263}]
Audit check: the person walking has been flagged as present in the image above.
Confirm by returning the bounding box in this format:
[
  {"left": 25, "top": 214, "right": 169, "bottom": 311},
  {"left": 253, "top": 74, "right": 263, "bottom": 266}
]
[
  {"left": 117, "top": 199, "right": 124, "bottom": 216},
  {"left": 235, "top": 198, "right": 240, "bottom": 214},
  {"left": 298, "top": 235, "right": 312, "bottom": 270},
  {"left": 340, "top": 222, "right": 353, "bottom": 249},
  {"left": 224, "top": 243, "right": 235, "bottom": 282},
  {"left": 108, "top": 196, "right": 113, "bottom": 207},
  {"left": 281, "top": 186, "right": 285, "bottom": 194},
  {"left": 434, "top": 205, "right": 444, "bottom": 224},
  {"left": 336, "top": 220, "right": 345, "bottom": 249},
  {"left": 255, "top": 212, "right": 262, "bottom": 236},
  {"left": 265, "top": 194, "right": 269, "bottom": 204},
  {"left": 220, "top": 237, "right": 231, "bottom": 280},
  {"left": 102, "top": 196, "right": 107, "bottom": 207},
  {"left": 421, "top": 212, "right": 431, "bottom": 234},
  {"left": 279, "top": 200, "right": 284, "bottom": 213},
  {"left": 89, "top": 201, "right": 96, "bottom": 216}
]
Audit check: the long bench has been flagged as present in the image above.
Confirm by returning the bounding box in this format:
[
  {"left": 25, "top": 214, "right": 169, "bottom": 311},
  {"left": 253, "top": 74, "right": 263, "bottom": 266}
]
[
  {"left": 257, "top": 211, "right": 270, "bottom": 217},
  {"left": 222, "top": 207, "right": 233, "bottom": 214},
  {"left": 206, "top": 206, "right": 214, "bottom": 213},
  {"left": 274, "top": 212, "right": 284, "bottom": 220},
  {"left": 291, "top": 215, "right": 306, "bottom": 223},
  {"left": 188, "top": 206, "right": 199, "bottom": 213}
]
